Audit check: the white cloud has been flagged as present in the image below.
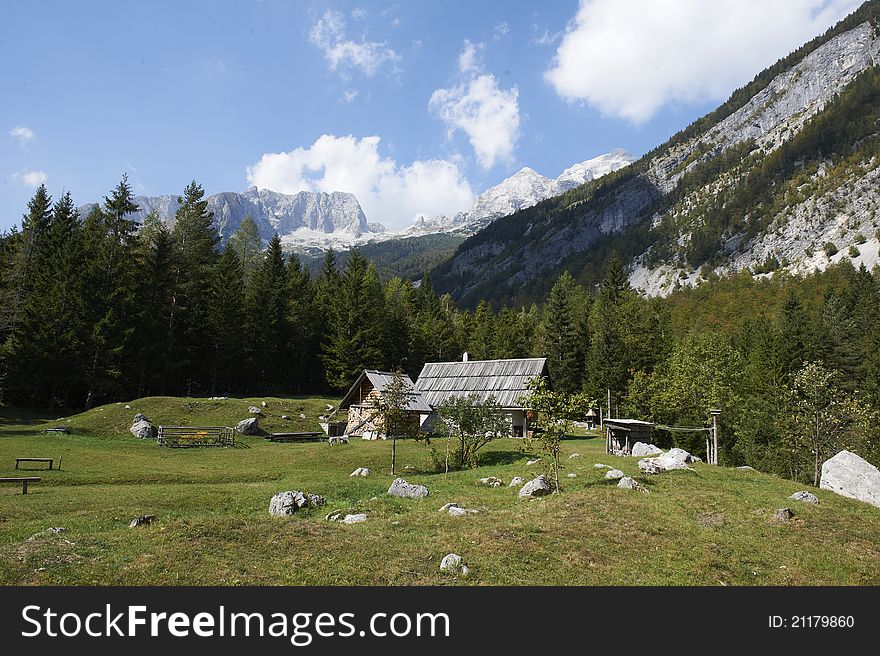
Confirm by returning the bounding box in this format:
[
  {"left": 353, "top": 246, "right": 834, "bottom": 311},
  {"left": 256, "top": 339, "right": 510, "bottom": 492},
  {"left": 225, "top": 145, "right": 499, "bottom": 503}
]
[
  {"left": 493, "top": 22, "right": 510, "bottom": 42},
  {"left": 246, "top": 134, "right": 474, "bottom": 230},
  {"left": 430, "top": 41, "right": 520, "bottom": 169},
  {"left": 545, "top": 0, "right": 863, "bottom": 123},
  {"left": 457, "top": 40, "right": 484, "bottom": 73},
  {"left": 309, "top": 10, "right": 399, "bottom": 77},
  {"left": 10, "top": 125, "right": 34, "bottom": 144},
  {"left": 341, "top": 89, "right": 359, "bottom": 103},
  {"left": 15, "top": 170, "right": 48, "bottom": 188}
]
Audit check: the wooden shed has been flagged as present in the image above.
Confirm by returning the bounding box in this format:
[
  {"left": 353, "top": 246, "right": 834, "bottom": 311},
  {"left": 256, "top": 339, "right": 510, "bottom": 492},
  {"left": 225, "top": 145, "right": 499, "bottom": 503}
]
[
  {"left": 338, "top": 370, "right": 432, "bottom": 439},
  {"left": 414, "top": 356, "right": 548, "bottom": 437},
  {"left": 604, "top": 418, "right": 655, "bottom": 455}
]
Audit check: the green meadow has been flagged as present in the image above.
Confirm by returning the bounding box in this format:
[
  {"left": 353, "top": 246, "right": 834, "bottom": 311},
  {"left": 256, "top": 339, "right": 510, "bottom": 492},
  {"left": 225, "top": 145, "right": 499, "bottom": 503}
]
[{"left": 1, "top": 396, "right": 879, "bottom": 585}]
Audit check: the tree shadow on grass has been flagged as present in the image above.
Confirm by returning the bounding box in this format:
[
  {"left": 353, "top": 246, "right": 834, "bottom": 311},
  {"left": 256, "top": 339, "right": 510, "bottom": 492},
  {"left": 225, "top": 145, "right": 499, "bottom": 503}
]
[{"left": 476, "top": 450, "right": 532, "bottom": 467}]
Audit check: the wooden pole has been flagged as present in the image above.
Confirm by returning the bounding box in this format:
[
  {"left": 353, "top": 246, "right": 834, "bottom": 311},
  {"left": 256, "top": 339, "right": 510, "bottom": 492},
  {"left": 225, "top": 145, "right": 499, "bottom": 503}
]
[
  {"left": 712, "top": 413, "right": 719, "bottom": 465},
  {"left": 607, "top": 388, "right": 611, "bottom": 421}
]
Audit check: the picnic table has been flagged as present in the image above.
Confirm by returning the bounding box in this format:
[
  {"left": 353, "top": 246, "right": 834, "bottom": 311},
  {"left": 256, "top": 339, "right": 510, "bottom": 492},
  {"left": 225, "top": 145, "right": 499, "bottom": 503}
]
[
  {"left": 15, "top": 457, "right": 57, "bottom": 470},
  {"left": 266, "top": 432, "right": 324, "bottom": 443},
  {"left": 0, "top": 477, "right": 41, "bottom": 494}
]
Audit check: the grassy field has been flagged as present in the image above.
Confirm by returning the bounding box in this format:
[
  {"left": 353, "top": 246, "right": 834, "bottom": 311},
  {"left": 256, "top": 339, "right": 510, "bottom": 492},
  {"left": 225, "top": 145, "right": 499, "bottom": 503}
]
[{"left": 1, "top": 396, "right": 879, "bottom": 586}]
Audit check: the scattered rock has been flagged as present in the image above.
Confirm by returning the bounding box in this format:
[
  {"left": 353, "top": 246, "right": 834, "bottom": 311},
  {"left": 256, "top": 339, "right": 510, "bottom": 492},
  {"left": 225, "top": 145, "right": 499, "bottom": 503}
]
[
  {"left": 388, "top": 478, "right": 429, "bottom": 499},
  {"left": 518, "top": 475, "right": 552, "bottom": 498},
  {"left": 666, "top": 447, "right": 698, "bottom": 464},
  {"left": 281, "top": 415, "right": 290, "bottom": 420},
  {"left": 604, "top": 469, "right": 625, "bottom": 480},
  {"left": 248, "top": 406, "right": 262, "bottom": 415},
  {"left": 328, "top": 435, "right": 349, "bottom": 446},
  {"left": 638, "top": 459, "right": 663, "bottom": 475},
  {"left": 325, "top": 404, "right": 335, "bottom": 412},
  {"left": 617, "top": 477, "right": 641, "bottom": 490},
  {"left": 594, "top": 463, "right": 612, "bottom": 469},
  {"left": 268, "top": 491, "right": 325, "bottom": 516},
  {"left": 27, "top": 527, "right": 67, "bottom": 541},
  {"left": 508, "top": 476, "right": 525, "bottom": 487},
  {"left": 568, "top": 453, "right": 581, "bottom": 459},
  {"left": 299, "top": 413, "right": 306, "bottom": 419},
  {"left": 479, "top": 476, "right": 503, "bottom": 488},
  {"left": 341, "top": 513, "right": 367, "bottom": 524},
  {"left": 349, "top": 467, "right": 371, "bottom": 477},
  {"left": 130, "top": 419, "right": 153, "bottom": 440},
  {"left": 439, "top": 553, "right": 469, "bottom": 575},
  {"left": 129, "top": 515, "right": 156, "bottom": 528},
  {"left": 526, "top": 459, "right": 540, "bottom": 466},
  {"left": 567, "top": 473, "right": 578, "bottom": 478},
  {"left": 236, "top": 417, "right": 259, "bottom": 435},
  {"left": 403, "top": 464, "right": 416, "bottom": 472},
  {"left": 820, "top": 450, "right": 880, "bottom": 509},
  {"left": 789, "top": 491, "right": 820, "bottom": 505},
  {"left": 737, "top": 466, "right": 756, "bottom": 471},
  {"left": 133, "top": 413, "right": 148, "bottom": 423},
  {"left": 772, "top": 508, "right": 794, "bottom": 524},
  {"left": 261, "top": 401, "right": 268, "bottom": 408},
  {"left": 439, "top": 503, "right": 478, "bottom": 517},
  {"left": 124, "top": 404, "right": 131, "bottom": 410},
  {"left": 631, "top": 442, "right": 663, "bottom": 457}
]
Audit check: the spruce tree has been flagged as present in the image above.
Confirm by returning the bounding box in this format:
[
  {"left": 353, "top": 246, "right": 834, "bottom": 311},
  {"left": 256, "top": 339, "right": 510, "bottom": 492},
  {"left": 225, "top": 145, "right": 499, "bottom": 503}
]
[
  {"left": 207, "top": 246, "right": 246, "bottom": 395},
  {"left": 542, "top": 272, "right": 581, "bottom": 393}
]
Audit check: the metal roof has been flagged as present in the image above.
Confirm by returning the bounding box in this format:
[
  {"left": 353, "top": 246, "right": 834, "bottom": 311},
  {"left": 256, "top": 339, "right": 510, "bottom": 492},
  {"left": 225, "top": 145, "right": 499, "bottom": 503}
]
[
  {"left": 603, "top": 418, "right": 655, "bottom": 430},
  {"left": 339, "top": 370, "right": 433, "bottom": 413},
  {"left": 415, "top": 358, "right": 547, "bottom": 409}
]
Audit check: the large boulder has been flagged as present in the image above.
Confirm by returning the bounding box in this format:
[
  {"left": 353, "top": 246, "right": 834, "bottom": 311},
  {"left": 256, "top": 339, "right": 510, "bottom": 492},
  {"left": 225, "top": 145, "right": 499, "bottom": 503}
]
[
  {"left": 639, "top": 448, "right": 696, "bottom": 473},
  {"left": 631, "top": 442, "right": 663, "bottom": 457},
  {"left": 518, "top": 475, "right": 552, "bottom": 498},
  {"left": 604, "top": 469, "right": 625, "bottom": 480},
  {"left": 248, "top": 406, "right": 262, "bottom": 415},
  {"left": 130, "top": 419, "right": 153, "bottom": 439},
  {"left": 269, "top": 490, "right": 325, "bottom": 516},
  {"left": 617, "top": 477, "right": 642, "bottom": 490},
  {"left": 236, "top": 417, "right": 259, "bottom": 435},
  {"left": 388, "top": 478, "right": 429, "bottom": 499},
  {"left": 820, "top": 450, "right": 880, "bottom": 509}
]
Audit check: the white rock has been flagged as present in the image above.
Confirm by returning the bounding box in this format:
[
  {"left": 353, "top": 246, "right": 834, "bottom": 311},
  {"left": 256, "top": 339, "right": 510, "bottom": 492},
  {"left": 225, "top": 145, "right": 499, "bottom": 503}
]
[
  {"left": 631, "top": 442, "right": 663, "bottom": 457},
  {"left": 388, "top": 478, "right": 429, "bottom": 499},
  {"left": 261, "top": 401, "right": 267, "bottom": 408},
  {"left": 440, "top": 553, "right": 469, "bottom": 575},
  {"left": 605, "top": 469, "right": 625, "bottom": 480},
  {"left": 568, "top": 453, "right": 581, "bottom": 459},
  {"left": 236, "top": 417, "right": 259, "bottom": 435},
  {"left": 349, "top": 467, "right": 371, "bottom": 477},
  {"left": 617, "top": 477, "right": 642, "bottom": 490},
  {"left": 526, "top": 459, "right": 540, "bottom": 466},
  {"left": 130, "top": 419, "right": 153, "bottom": 440},
  {"left": 328, "top": 435, "right": 349, "bottom": 446},
  {"left": 299, "top": 413, "right": 306, "bottom": 419},
  {"left": 508, "top": 476, "right": 525, "bottom": 487},
  {"left": 567, "top": 473, "right": 578, "bottom": 479},
  {"left": 248, "top": 406, "right": 262, "bottom": 415},
  {"left": 518, "top": 475, "right": 552, "bottom": 498},
  {"left": 341, "top": 513, "right": 367, "bottom": 524},
  {"left": 268, "top": 491, "right": 325, "bottom": 516},
  {"left": 789, "top": 491, "right": 819, "bottom": 505},
  {"left": 479, "top": 476, "right": 503, "bottom": 488},
  {"left": 594, "top": 463, "right": 612, "bottom": 469},
  {"left": 820, "top": 450, "right": 880, "bottom": 509}
]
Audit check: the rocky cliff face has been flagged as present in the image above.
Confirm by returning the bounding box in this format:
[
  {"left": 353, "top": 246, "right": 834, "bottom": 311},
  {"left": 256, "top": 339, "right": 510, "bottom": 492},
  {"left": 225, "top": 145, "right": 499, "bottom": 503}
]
[{"left": 431, "top": 9, "right": 880, "bottom": 307}]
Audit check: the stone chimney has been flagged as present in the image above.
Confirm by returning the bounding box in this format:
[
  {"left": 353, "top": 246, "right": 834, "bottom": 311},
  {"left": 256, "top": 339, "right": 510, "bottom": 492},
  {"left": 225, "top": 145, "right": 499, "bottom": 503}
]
[{"left": 462, "top": 352, "right": 469, "bottom": 362}]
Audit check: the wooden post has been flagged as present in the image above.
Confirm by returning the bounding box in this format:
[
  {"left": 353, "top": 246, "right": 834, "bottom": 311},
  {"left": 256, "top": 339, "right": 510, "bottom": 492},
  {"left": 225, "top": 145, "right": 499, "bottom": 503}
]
[
  {"left": 709, "top": 409, "right": 721, "bottom": 465},
  {"left": 607, "top": 388, "right": 611, "bottom": 421}
]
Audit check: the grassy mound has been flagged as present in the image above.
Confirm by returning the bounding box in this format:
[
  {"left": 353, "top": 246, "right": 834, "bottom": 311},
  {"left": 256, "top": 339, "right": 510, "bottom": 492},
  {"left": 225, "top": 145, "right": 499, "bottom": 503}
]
[{"left": 1, "top": 397, "right": 879, "bottom": 585}]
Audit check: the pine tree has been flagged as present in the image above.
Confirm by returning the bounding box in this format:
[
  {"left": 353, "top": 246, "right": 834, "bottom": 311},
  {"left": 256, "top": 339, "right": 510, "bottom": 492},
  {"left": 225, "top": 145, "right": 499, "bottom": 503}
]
[
  {"left": 207, "top": 246, "right": 246, "bottom": 395},
  {"left": 163, "top": 180, "right": 219, "bottom": 395},
  {"left": 227, "top": 215, "right": 262, "bottom": 282},
  {"left": 245, "top": 234, "right": 289, "bottom": 390},
  {"left": 82, "top": 176, "right": 139, "bottom": 408},
  {"left": 542, "top": 272, "right": 581, "bottom": 393}
]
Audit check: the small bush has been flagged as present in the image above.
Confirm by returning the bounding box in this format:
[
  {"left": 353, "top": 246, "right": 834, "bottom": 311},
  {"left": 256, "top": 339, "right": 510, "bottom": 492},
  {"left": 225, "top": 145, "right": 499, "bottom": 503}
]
[
  {"left": 848, "top": 245, "right": 860, "bottom": 258},
  {"left": 823, "top": 242, "right": 838, "bottom": 257},
  {"left": 855, "top": 233, "right": 867, "bottom": 245}
]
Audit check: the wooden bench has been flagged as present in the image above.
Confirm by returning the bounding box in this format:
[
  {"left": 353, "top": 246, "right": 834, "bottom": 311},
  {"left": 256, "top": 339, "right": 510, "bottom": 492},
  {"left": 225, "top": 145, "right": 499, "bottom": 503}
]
[
  {"left": 266, "top": 432, "right": 324, "bottom": 443},
  {"left": 157, "top": 426, "right": 234, "bottom": 448},
  {"left": 15, "top": 457, "right": 55, "bottom": 470},
  {"left": 0, "top": 477, "right": 41, "bottom": 494}
]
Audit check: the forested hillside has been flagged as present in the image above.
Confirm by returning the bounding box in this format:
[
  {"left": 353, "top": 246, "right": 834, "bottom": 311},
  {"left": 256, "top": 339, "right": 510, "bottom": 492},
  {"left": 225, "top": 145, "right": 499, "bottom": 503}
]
[{"left": 430, "top": 1, "right": 880, "bottom": 308}]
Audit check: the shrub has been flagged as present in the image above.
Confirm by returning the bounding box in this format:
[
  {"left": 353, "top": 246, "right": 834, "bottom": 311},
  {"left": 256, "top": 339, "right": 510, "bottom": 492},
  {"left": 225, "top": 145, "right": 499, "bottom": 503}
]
[
  {"left": 855, "top": 233, "right": 867, "bottom": 245},
  {"left": 848, "top": 245, "right": 860, "bottom": 258},
  {"left": 823, "top": 242, "right": 838, "bottom": 257}
]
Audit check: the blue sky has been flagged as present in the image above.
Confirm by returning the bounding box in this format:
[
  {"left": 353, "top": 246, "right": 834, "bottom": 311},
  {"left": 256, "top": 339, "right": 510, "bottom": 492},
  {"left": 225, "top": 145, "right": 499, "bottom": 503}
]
[{"left": 0, "top": 0, "right": 864, "bottom": 231}]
